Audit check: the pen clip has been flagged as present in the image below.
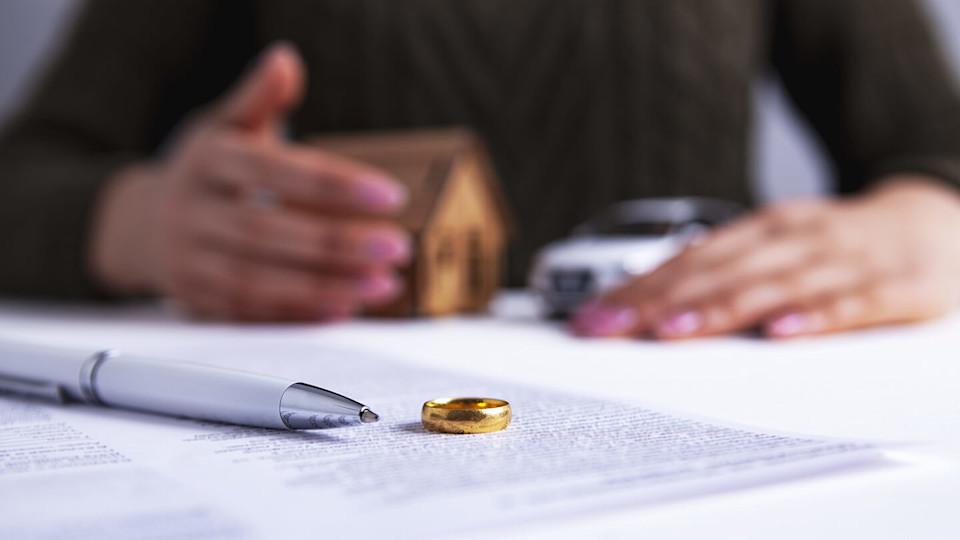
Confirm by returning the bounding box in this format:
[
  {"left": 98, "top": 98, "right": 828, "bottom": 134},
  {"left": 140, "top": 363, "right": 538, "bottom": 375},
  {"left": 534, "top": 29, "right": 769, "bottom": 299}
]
[{"left": 0, "top": 375, "right": 67, "bottom": 404}]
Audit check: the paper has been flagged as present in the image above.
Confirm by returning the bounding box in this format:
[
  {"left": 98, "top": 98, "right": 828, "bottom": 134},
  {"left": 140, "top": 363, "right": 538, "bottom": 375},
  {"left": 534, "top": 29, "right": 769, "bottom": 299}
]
[{"left": 0, "top": 342, "right": 879, "bottom": 539}]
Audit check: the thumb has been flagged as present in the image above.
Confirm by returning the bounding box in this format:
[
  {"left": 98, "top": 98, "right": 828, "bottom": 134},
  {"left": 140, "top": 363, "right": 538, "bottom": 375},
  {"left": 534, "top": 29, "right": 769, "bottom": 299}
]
[{"left": 215, "top": 42, "right": 305, "bottom": 131}]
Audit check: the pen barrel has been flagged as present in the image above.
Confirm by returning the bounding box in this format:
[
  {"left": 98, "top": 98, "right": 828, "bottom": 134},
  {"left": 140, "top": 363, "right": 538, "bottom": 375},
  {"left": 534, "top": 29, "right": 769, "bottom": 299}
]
[{"left": 93, "top": 355, "right": 291, "bottom": 429}]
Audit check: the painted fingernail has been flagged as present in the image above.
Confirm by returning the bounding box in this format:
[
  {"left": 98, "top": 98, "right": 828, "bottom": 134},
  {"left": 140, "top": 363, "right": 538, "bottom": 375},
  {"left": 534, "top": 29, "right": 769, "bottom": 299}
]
[
  {"left": 367, "top": 233, "right": 411, "bottom": 262},
  {"left": 355, "top": 176, "right": 408, "bottom": 211},
  {"left": 357, "top": 274, "right": 400, "bottom": 299},
  {"left": 570, "top": 301, "right": 638, "bottom": 337},
  {"left": 767, "top": 312, "right": 807, "bottom": 338},
  {"left": 657, "top": 310, "right": 703, "bottom": 338}
]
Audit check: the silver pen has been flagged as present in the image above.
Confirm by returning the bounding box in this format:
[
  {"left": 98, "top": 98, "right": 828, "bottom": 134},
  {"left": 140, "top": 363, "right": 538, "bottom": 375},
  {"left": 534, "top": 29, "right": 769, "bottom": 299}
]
[{"left": 0, "top": 340, "right": 379, "bottom": 429}]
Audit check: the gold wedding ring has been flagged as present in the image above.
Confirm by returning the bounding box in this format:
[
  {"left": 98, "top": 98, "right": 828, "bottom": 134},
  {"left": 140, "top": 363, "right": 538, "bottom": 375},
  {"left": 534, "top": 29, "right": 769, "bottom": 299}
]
[{"left": 421, "top": 398, "right": 511, "bottom": 434}]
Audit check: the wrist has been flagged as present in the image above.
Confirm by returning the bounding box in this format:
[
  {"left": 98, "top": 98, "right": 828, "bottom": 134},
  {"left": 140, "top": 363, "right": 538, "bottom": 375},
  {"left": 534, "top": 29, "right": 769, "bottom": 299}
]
[
  {"left": 865, "top": 174, "right": 960, "bottom": 273},
  {"left": 88, "top": 163, "right": 162, "bottom": 295},
  {"left": 867, "top": 174, "right": 960, "bottom": 206},
  {"left": 865, "top": 174, "right": 960, "bottom": 225}
]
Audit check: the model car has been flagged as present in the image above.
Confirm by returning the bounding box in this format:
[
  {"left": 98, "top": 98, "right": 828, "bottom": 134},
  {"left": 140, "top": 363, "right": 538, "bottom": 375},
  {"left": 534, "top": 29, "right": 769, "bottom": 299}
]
[{"left": 528, "top": 198, "right": 744, "bottom": 318}]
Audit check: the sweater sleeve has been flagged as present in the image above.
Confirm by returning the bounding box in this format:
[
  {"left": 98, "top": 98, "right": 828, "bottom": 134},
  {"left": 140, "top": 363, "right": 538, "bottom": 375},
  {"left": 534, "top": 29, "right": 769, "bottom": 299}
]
[
  {"left": 771, "top": 0, "right": 960, "bottom": 194},
  {"left": 0, "top": 0, "right": 256, "bottom": 299}
]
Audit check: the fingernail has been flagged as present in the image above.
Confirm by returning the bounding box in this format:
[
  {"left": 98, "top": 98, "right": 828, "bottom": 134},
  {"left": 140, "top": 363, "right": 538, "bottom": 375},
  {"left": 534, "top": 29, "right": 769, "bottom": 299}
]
[
  {"left": 767, "top": 312, "right": 807, "bottom": 338},
  {"left": 357, "top": 274, "right": 400, "bottom": 299},
  {"left": 570, "top": 301, "right": 638, "bottom": 337},
  {"left": 355, "top": 176, "right": 408, "bottom": 211},
  {"left": 657, "top": 310, "right": 703, "bottom": 338},
  {"left": 367, "top": 233, "right": 411, "bottom": 262}
]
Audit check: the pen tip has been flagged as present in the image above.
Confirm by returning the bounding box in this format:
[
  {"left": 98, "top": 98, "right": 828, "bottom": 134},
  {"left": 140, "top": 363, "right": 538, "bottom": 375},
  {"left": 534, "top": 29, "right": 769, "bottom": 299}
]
[{"left": 360, "top": 408, "right": 379, "bottom": 424}]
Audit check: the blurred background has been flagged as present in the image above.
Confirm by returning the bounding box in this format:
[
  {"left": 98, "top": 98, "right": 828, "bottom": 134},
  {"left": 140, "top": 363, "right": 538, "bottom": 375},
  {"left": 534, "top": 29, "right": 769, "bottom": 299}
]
[{"left": 2, "top": 0, "right": 960, "bottom": 203}]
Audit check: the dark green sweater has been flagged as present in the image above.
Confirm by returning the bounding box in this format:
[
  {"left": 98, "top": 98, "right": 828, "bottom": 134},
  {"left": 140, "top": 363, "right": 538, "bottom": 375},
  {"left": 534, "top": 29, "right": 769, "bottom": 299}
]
[{"left": 2, "top": 0, "right": 960, "bottom": 296}]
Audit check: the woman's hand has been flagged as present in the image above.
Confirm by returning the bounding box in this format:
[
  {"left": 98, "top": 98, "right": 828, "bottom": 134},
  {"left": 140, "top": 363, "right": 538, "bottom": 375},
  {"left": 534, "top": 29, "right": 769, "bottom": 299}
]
[
  {"left": 570, "top": 178, "right": 960, "bottom": 339},
  {"left": 89, "top": 44, "right": 411, "bottom": 321}
]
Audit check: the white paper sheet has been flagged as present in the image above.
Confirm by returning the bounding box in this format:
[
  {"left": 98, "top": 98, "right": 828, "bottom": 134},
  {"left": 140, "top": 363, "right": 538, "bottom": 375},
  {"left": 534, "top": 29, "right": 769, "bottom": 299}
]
[{"left": 0, "top": 342, "right": 880, "bottom": 540}]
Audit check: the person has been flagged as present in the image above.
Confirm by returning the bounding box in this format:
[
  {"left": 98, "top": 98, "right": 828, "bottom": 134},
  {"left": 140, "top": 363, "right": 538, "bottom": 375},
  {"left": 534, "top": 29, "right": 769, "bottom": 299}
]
[{"left": 2, "top": 0, "right": 960, "bottom": 339}]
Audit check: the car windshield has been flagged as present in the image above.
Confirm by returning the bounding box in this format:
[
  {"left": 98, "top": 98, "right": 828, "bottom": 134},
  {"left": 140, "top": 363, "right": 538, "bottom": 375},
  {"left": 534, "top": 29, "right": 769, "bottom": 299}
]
[{"left": 602, "top": 222, "right": 676, "bottom": 236}]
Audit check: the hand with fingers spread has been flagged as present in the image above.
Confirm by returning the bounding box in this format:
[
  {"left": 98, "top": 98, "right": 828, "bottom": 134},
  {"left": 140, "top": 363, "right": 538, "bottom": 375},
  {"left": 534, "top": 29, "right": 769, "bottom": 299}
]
[
  {"left": 570, "top": 178, "right": 960, "bottom": 339},
  {"left": 89, "top": 43, "right": 411, "bottom": 321}
]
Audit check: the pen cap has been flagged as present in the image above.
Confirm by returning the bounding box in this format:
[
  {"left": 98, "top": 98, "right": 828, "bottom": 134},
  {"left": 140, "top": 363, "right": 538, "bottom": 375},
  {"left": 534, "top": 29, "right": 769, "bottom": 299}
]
[{"left": 0, "top": 341, "right": 94, "bottom": 400}]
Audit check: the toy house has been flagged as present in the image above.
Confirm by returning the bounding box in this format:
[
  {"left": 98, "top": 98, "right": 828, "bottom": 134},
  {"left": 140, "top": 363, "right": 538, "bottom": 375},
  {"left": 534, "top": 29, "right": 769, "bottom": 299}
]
[{"left": 310, "top": 128, "right": 513, "bottom": 317}]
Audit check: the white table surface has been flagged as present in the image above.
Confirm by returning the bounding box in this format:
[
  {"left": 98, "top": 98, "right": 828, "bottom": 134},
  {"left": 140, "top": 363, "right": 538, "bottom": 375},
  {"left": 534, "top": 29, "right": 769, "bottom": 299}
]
[{"left": 0, "top": 291, "right": 957, "bottom": 540}]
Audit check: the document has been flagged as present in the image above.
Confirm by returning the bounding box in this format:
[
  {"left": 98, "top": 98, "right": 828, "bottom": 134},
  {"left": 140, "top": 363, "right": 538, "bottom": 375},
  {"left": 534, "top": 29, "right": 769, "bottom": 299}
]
[{"left": 0, "top": 341, "right": 879, "bottom": 540}]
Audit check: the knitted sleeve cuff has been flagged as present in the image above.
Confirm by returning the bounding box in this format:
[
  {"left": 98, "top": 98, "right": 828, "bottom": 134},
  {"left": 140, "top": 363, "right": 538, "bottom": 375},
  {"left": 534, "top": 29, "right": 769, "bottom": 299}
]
[
  {"left": 870, "top": 155, "right": 960, "bottom": 193},
  {"left": 0, "top": 153, "right": 144, "bottom": 300}
]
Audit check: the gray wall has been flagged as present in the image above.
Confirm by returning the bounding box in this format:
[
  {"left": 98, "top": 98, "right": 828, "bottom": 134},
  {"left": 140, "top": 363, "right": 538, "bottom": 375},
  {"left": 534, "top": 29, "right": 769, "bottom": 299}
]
[
  {"left": 2, "top": 0, "right": 960, "bottom": 202},
  {"left": 0, "top": 0, "right": 77, "bottom": 122}
]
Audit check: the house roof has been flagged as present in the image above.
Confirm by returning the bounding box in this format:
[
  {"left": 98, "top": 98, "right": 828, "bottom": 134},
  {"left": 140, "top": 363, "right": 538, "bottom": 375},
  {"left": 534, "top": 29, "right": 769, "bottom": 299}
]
[{"left": 309, "top": 127, "right": 514, "bottom": 234}]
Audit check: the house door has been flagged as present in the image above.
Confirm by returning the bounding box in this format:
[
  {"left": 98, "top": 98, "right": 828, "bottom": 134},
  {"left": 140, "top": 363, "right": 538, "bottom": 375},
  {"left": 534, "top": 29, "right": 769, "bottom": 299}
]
[{"left": 424, "top": 229, "right": 461, "bottom": 315}]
